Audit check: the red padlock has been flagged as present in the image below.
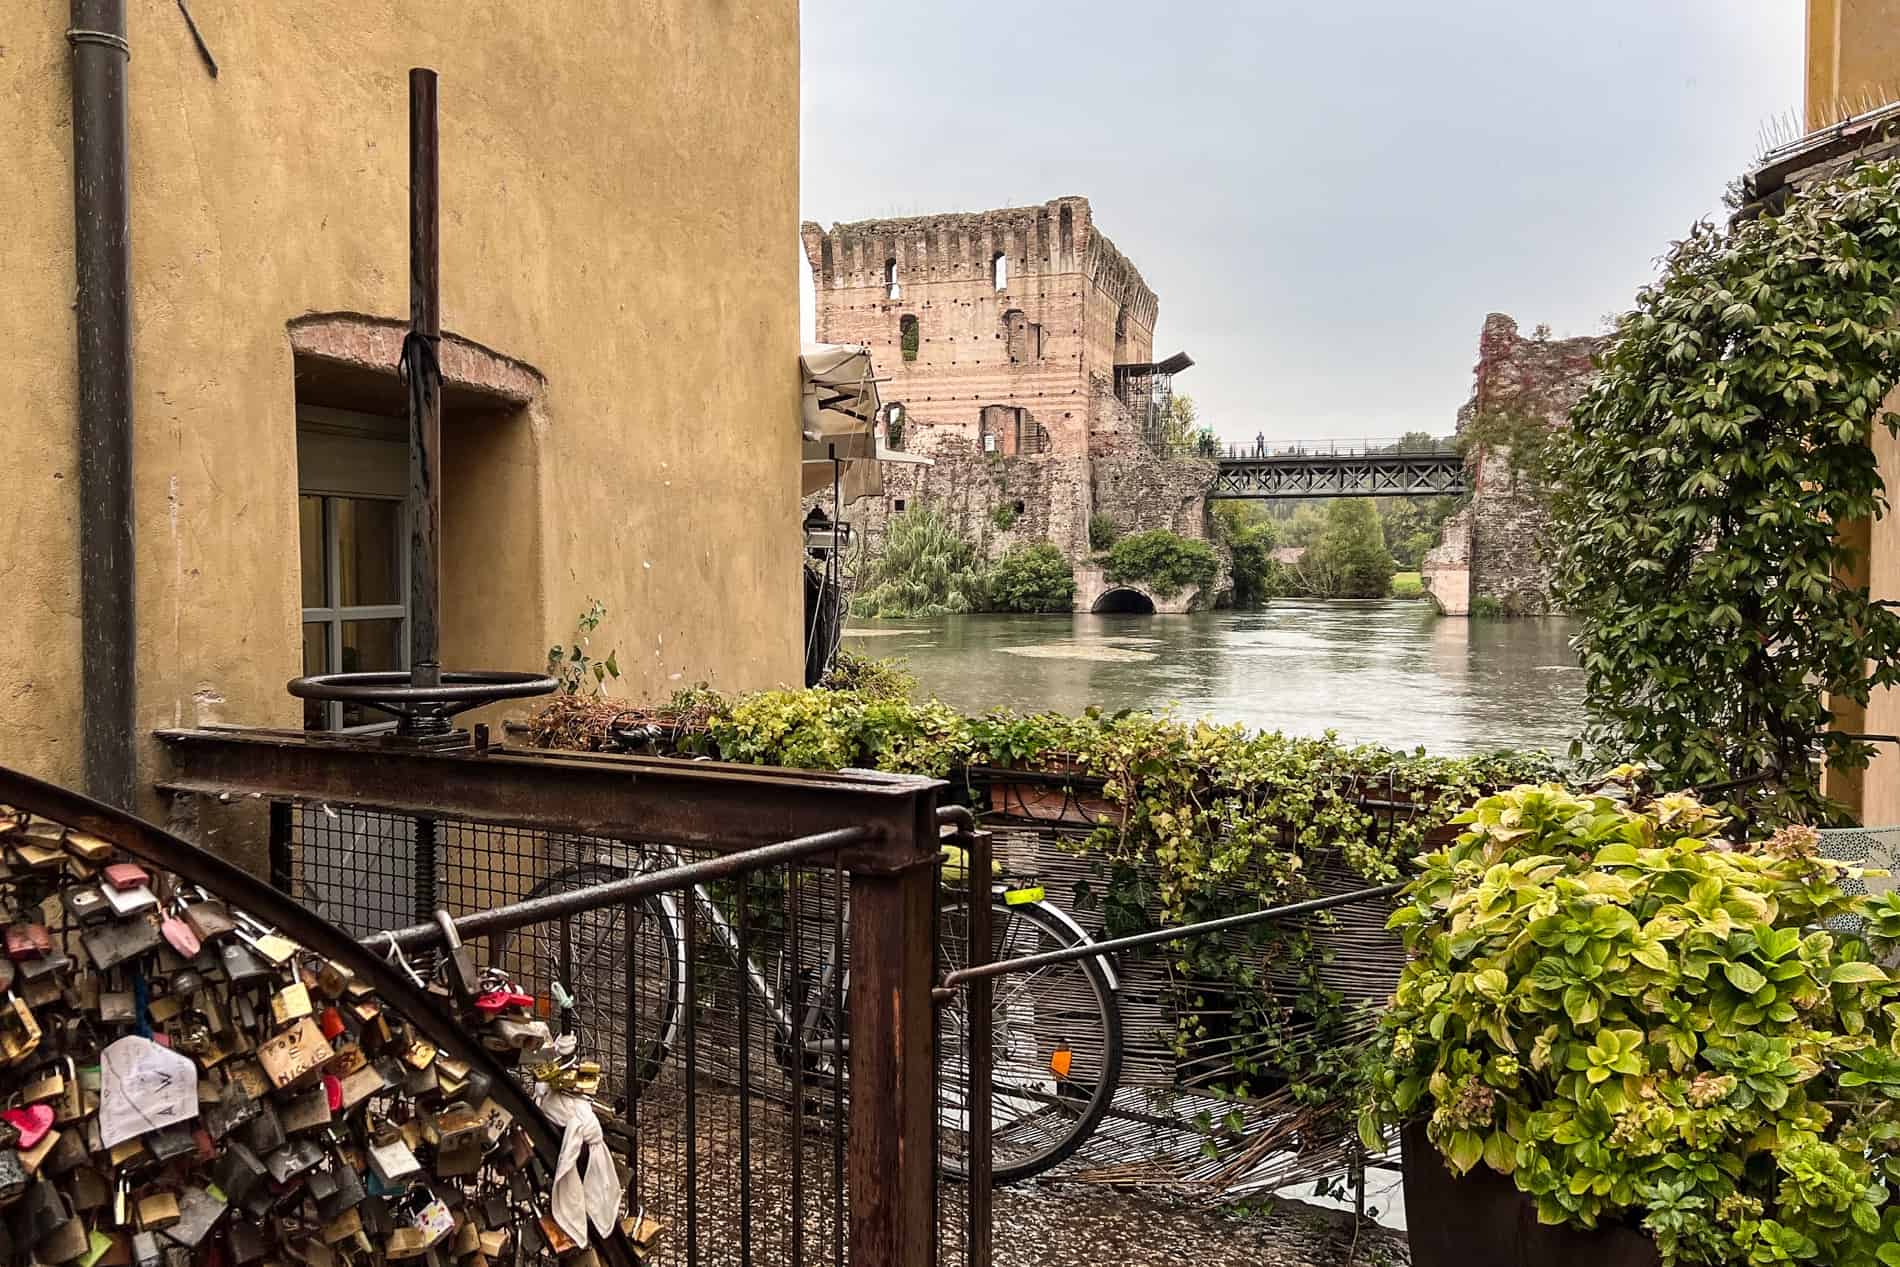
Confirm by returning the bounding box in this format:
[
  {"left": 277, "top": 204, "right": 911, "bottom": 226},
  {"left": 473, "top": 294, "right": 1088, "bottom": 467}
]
[
  {"left": 4, "top": 924, "right": 50, "bottom": 962},
  {"left": 102, "top": 862, "right": 150, "bottom": 892},
  {"left": 473, "top": 990, "right": 534, "bottom": 1017}
]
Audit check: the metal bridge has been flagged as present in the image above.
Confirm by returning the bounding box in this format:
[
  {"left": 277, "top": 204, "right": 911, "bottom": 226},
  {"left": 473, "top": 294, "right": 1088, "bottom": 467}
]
[{"left": 1211, "top": 436, "right": 1467, "bottom": 499}]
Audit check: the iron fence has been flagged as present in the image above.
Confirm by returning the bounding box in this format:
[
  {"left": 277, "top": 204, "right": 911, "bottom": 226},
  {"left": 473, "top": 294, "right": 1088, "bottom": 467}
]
[{"left": 159, "top": 727, "right": 949, "bottom": 1267}]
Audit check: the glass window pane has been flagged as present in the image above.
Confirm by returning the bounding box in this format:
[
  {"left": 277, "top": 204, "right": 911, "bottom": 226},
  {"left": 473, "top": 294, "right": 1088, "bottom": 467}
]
[
  {"left": 335, "top": 499, "right": 401, "bottom": 608},
  {"left": 301, "top": 623, "right": 330, "bottom": 731},
  {"left": 339, "top": 618, "right": 403, "bottom": 729},
  {"left": 299, "top": 496, "right": 326, "bottom": 608}
]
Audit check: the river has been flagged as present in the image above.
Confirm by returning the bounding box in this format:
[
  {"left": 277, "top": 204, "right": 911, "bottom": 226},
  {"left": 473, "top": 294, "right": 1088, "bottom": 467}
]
[{"left": 842, "top": 599, "right": 1587, "bottom": 756}]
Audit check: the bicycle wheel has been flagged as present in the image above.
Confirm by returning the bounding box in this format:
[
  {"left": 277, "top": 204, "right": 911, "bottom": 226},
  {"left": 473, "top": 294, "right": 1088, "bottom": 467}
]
[
  {"left": 489, "top": 862, "right": 685, "bottom": 1112},
  {"left": 936, "top": 896, "right": 1123, "bottom": 1184}
]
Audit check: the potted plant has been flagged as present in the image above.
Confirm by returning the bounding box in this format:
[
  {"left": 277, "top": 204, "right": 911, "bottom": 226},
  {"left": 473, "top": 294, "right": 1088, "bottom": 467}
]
[{"left": 1360, "top": 776, "right": 1900, "bottom": 1267}]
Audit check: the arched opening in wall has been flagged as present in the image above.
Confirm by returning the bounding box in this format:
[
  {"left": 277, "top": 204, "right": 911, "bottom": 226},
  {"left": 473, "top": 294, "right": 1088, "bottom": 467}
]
[
  {"left": 1091, "top": 587, "right": 1155, "bottom": 615},
  {"left": 885, "top": 258, "right": 900, "bottom": 300},
  {"left": 884, "top": 402, "right": 906, "bottom": 450},
  {"left": 899, "top": 314, "right": 920, "bottom": 362},
  {"left": 992, "top": 252, "right": 1008, "bottom": 292},
  {"left": 1059, "top": 205, "right": 1074, "bottom": 262}
]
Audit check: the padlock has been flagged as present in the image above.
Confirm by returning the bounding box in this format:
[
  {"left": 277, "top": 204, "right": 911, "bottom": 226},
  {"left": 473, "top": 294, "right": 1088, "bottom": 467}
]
[
  {"left": 62, "top": 832, "right": 114, "bottom": 865},
  {"left": 364, "top": 1129, "right": 421, "bottom": 1187},
  {"left": 69, "top": 1165, "right": 108, "bottom": 1212},
  {"left": 0, "top": 1147, "right": 26, "bottom": 1202},
  {"left": 433, "top": 912, "right": 479, "bottom": 1002},
  {"left": 218, "top": 942, "right": 269, "bottom": 989},
  {"left": 102, "top": 884, "right": 158, "bottom": 918},
  {"left": 101, "top": 863, "right": 149, "bottom": 892},
  {"left": 82, "top": 921, "right": 160, "bottom": 973},
  {"left": 240, "top": 1102, "right": 286, "bottom": 1157},
  {"left": 166, "top": 1187, "right": 225, "bottom": 1249},
  {"left": 181, "top": 903, "right": 235, "bottom": 944},
  {"left": 316, "top": 1160, "right": 364, "bottom": 1221},
  {"left": 210, "top": 1141, "right": 266, "bottom": 1205},
  {"left": 256, "top": 1017, "right": 331, "bottom": 1089},
  {"left": 131, "top": 1230, "right": 161, "bottom": 1267},
  {"left": 147, "top": 1123, "right": 196, "bottom": 1164},
  {"left": 248, "top": 932, "right": 299, "bottom": 967},
  {"left": 6, "top": 924, "right": 51, "bottom": 961},
  {"left": 40, "top": 1196, "right": 89, "bottom": 1264},
  {"left": 279, "top": 1086, "right": 330, "bottom": 1134},
  {"left": 17, "top": 1127, "right": 59, "bottom": 1176},
  {"left": 62, "top": 887, "right": 112, "bottom": 926},
  {"left": 272, "top": 982, "right": 312, "bottom": 1025},
  {"left": 136, "top": 1191, "right": 181, "bottom": 1230},
  {"left": 42, "top": 1125, "right": 87, "bottom": 1175},
  {"left": 159, "top": 918, "right": 200, "bottom": 961},
  {"left": 226, "top": 1219, "right": 267, "bottom": 1266},
  {"left": 264, "top": 1138, "right": 324, "bottom": 1185}
]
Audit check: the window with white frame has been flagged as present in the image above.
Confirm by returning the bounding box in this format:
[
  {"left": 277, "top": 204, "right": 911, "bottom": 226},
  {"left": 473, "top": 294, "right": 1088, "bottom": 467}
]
[{"left": 296, "top": 408, "right": 409, "bottom": 731}]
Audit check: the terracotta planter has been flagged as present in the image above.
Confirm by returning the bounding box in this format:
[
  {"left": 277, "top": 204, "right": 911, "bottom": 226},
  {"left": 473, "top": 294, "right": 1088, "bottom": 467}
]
[{"left": 1402, "top": 1121, "right": 1661, "bottom": 1267}]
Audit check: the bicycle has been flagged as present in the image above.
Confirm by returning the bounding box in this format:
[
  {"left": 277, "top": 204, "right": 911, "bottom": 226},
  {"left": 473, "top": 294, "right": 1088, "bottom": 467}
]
[{"left": 493, "top": 839, "right": 1123, "bottom": 1184}]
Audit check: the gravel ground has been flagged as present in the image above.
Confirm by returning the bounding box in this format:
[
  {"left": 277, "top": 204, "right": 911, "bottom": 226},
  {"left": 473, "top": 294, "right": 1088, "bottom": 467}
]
[{"left": 982, "top": 1184, "right": 1410, "bottom": 1267}]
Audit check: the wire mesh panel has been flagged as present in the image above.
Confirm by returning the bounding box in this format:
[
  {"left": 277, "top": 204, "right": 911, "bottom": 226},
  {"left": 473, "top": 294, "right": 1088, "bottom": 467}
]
[{"left": 275, "top": 799, "right": 856, "bottom": 1267}]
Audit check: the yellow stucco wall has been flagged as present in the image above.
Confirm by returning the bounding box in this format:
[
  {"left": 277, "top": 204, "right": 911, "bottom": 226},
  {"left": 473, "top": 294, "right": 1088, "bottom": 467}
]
[
  {"left": 1807, "top": 0, "right": 1900, "bottom": 128},
  {"left": 0, "top": 3, "right": 801, "bottom": 803}
]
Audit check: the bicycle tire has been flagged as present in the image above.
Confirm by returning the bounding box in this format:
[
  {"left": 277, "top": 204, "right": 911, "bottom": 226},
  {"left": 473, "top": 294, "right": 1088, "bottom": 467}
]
[
  {"left": 488, "top": 862, "right": 685, "bottom": 1111},
  {"left": 936, "top": 896, "right": 1123, "bottom": 1184}
]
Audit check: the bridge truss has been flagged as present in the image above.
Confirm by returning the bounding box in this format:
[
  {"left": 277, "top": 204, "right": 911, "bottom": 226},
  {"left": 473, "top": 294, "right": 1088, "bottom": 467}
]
[{"left": 1211, "top": 439, "right": 1467, "bottom": 499}]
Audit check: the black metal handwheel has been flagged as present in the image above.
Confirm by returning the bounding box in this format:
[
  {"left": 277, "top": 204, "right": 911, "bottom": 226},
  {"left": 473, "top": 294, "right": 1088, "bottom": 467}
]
[{"left": 288, "top": 670, "right": 557, "bottom": 736}]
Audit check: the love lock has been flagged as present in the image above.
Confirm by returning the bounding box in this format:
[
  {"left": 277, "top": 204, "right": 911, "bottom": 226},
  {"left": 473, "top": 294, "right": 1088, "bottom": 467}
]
[{"left": 433, "top": 911, "right": 480, "bottom": 1002}]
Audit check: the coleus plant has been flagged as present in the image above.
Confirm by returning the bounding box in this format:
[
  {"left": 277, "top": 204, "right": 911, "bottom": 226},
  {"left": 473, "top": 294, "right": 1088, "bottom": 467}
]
[{"left": 1361, "top": 775, "right": 1900, "bottom": 1266}]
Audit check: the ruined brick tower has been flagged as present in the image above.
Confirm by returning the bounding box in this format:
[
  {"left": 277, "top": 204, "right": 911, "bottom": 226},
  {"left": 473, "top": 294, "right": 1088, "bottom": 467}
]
[{"left": 802, "top": 197, "right": 1216, "bottom": 610}]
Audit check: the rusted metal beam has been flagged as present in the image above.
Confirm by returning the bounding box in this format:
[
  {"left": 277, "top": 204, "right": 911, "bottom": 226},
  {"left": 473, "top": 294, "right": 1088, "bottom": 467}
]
[
  {"left": 406, "top": 67, "right": 443, "bottom": 702},
  {"left": 155, "top": 727, "right": 943, "bottom": 859}
]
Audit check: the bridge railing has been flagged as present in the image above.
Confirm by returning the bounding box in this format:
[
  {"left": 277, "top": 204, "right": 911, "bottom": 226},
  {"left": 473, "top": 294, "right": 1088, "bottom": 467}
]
[{"left": 1219, "top": 435, "right": 1461, "bottom": 460}]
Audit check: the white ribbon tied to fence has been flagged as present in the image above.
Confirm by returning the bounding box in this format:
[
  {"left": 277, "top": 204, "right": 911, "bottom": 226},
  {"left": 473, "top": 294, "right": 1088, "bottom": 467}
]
[{"left": 534, "top": 1083, "right": 620, "bottom": 1246}]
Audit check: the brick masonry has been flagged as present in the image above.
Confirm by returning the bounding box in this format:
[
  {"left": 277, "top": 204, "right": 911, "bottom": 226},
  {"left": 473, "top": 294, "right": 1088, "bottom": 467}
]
[
  {"left": 1422, "top": 313, "right": 1606, "bottom": 615},
  {"left": 803, "top": 197, "right": 1219, "bottom": 611}
]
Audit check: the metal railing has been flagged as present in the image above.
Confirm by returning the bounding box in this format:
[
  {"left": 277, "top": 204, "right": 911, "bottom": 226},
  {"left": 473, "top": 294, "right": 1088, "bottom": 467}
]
[{"left": 1219, "top": 435, "right": 1459, "bottom": 461}]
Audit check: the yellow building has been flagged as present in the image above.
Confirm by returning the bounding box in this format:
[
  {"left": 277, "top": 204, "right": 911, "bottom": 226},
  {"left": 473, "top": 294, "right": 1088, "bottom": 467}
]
[
  {"left": 1805, "top": 0, "right": 1900, "bottom": 820},
  {"left": 2, "top": 3, "right": 802, "bottom": 812}
]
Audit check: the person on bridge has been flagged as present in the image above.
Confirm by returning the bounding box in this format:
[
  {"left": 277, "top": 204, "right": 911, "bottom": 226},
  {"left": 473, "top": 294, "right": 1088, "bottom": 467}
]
[{"left": 1255, "top": 431, "right": 1264, "bottom": 456}]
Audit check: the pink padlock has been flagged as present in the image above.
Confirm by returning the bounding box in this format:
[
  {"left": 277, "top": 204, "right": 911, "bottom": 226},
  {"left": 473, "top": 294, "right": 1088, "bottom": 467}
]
[
  {"left": 161, "top": 916, "right": 202, "bottom": 959},
  {"left": 4, "top": 1104, "right": 53, "bottom": 1150}
]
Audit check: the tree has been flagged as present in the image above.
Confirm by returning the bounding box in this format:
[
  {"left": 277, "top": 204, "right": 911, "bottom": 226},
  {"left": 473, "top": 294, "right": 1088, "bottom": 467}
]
[
  {"left": 1291, "top": 500, "right": 1394, "bottom": 598},
  {"left": 1215, "top": 502, "right": 1283, "bottom": 607},
  {"left": 987, "top": 542, "right": 1076, "bottom": 612},
  {"left": 850, "top": 504, "right": 988, "bottom": 618},
  {"left": 1163, "top": 393, "right": 1198, "bottom": 450},
  {"left": 1548, "top": 159, "right": 1900, "bottom": 821},
  {"left": 1104, "top": 530, "right": 1220, "bottom": 598}
]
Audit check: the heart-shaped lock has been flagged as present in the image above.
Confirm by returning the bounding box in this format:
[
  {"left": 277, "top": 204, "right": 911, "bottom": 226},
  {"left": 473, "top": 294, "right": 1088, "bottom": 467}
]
[{"left": 4, "top": 1104, "right": 54, "bottom": 1150}]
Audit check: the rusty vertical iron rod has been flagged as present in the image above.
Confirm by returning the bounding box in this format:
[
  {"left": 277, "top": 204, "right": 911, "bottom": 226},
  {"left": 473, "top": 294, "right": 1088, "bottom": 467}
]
[
  {"left": 69, "top": 0, "right": 135, "bottom": 810},
  {"left": 405, "top": 67, "right": 443, "bottom": 702}
]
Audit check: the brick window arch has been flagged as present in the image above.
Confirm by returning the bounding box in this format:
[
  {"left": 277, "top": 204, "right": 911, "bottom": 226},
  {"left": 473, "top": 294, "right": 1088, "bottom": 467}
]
[
  {"left": 899, "top": 314, "right": 920, "bottom": 362},
  {"left": 885, "top": 257, "right": 900, "bottom": 300}
]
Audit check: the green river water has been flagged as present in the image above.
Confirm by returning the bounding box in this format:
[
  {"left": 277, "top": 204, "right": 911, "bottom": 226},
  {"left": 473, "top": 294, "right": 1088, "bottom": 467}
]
[{"left": 842, "top": 599, "right": 1586, "bottom": 757}]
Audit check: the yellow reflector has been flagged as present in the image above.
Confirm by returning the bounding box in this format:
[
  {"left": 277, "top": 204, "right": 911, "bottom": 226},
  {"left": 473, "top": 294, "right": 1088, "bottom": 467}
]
[
  {"left": 1003, "top": 887, "right": 1044, "bottom": 906},
  {"left": 1050, "top": 1048, "right": 1072, "bottom": 1079}
]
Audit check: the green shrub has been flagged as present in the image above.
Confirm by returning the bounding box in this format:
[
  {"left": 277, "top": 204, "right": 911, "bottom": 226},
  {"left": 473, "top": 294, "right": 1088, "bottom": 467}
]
[
  {"left": 818, "top": 649, "right": 914, "bottom": 700},
  {"left": 991, "top": 502, "right": 1019, "bottom": 532},
  {"left": 850, "top": 504, "right": 987, "bottom": 618},
  {"left": 1215, "top": 503, "right": 1283, "bottom": 607},
  {"left": 1104, "top": 530, "right": 1219, "bottom": 598},
  {"left": 1389, "top": 571, "right": 1425, "bottom": 600},
  {"left": 1363, "top": 778, "right": 1900, "bottom": 1266},
  {"left": 1470, "top": 595, "right": 1504, "bottom": 619},
  {"left": 986, "top": 541, "right": 1075, "bottom": 613},
  {"left": 1088, "top": 513, "right": 1123, "bottom": 551}
]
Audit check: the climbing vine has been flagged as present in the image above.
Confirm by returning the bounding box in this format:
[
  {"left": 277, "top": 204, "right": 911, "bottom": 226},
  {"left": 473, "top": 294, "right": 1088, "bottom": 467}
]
[{"left": 1549, "top": 159, "right": 1900, "bottom": 822}]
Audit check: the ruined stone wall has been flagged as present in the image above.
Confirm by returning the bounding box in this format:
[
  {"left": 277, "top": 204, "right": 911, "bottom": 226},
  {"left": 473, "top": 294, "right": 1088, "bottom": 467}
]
[
  {"left": 1089, "top": 429, "right": 1216, "bottom": 542},
  {"left": 800, "top": 197, "right": 1156, "bottom": 457},
  {"left": 1421, "top": 313, "right": 1605, "bottom": 615}
]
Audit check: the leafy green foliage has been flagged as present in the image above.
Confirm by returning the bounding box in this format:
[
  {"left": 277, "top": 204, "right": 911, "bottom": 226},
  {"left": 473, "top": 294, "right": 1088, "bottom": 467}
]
[
  {"left": 1363, "top": 777, "right": 1900, "bottom": 1266},
  {"left": 899, "top": 314, "right": 919, "bottom": 362},
  {"left": 1471, "top": 595, "right": 1505, "bottom": 619},
  {"left": 546, "top": 599, "right": 620, "bottom": 695},
  {"left": 816, "top": 648, "right": 914, "bottom": 700},
  {"left": 990, "top": 502, "right": 1019, "bottom": 532},
  {"left": 1287, "top": 499, "right": 1395, "bottom": 598},
  {"left": 1549, "top": 161, "right": 1900, "bottom": 821},
  {"left": 1105, "top": 530, "right": 1220, "bottom": 598},
  {"left": 1163, "top": 393, "right": 1199, "bottom": 450},
  {"left": 653, "top": 683, "right": 1560, "bottom": 1107},
  {"left": 1088, "top": 513, "right": 1123, "bottom": 552},
  {"left": 986, "top": 541, "right": 1076, "bottom": 613},
  {"left": 1390, "top": 572, "right": 1425, "bottom": 600},
  {"left": 850, "top": 504, "right": 988, "bottom": 618},
  {"left": 1215, "top": 502, "right": 1284, "bottom": 608}
]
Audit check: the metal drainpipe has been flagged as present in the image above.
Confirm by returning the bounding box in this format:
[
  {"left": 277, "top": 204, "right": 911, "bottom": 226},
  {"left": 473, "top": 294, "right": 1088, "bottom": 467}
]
[{"left": 69, "top": 0, "right": 135, "bottom": 809}]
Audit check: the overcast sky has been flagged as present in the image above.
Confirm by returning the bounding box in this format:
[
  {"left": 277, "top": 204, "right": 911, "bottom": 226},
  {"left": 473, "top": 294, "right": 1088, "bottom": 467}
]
[{"left": 799, "top": 1, "right": 1805, "bottom": 442}]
